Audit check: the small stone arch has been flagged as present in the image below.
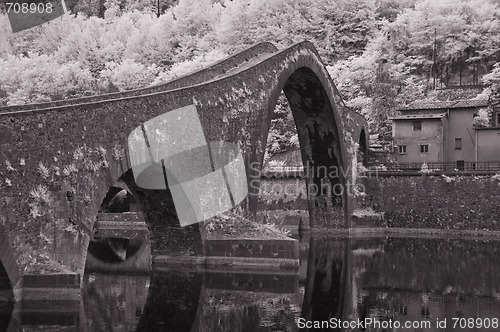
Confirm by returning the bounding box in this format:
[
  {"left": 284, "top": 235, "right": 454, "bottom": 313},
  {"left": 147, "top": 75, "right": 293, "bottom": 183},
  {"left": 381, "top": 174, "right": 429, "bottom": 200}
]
[{"left": 106, "top": 169, "right": 203, "bottom": 255}]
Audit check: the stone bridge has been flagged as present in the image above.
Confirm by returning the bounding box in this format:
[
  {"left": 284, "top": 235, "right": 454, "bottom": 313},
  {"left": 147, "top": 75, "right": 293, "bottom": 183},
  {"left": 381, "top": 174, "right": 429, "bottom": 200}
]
[{"left": 0, "top": 41, "right": 368, "bottom": 303}]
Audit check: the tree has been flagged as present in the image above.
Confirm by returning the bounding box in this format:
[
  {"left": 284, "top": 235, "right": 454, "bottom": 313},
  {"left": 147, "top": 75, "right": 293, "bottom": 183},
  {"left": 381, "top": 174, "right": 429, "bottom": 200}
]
[
  {"left": 483, "top": 63, "right": 500, "bottom": 98},
  {"left": 473, "top": 107, "right": 493, "bottom": 127}
]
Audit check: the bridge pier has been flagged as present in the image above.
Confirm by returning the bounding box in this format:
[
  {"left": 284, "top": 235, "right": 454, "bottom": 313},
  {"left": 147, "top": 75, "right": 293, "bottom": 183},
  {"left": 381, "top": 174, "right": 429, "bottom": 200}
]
[{"left": 85, "top": 212, "right": 152, "bottom": 273}]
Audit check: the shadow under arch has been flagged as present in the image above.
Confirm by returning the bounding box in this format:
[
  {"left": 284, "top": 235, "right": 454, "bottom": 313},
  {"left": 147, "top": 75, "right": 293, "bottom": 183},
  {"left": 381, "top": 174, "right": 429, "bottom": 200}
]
[
  {"left": 359, "top": 129, "right": 368, "bottom": 166},
  {"left": 262, "top": 65, "right": 349, "bottom": 229},
  {"left": 110, "top": 169, "right": 204, "bottom": 257},
  {"left": 0, "top": 224, "right": 20, "bottom": 302},
  {"left": 0, "top": 260, "right": 14, "bottom": 331}
]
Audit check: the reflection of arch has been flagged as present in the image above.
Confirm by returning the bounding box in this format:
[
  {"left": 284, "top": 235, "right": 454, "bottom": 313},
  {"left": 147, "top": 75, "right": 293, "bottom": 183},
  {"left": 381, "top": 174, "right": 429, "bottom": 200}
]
[
  {"left": 136, "top": 270, "right": 204, "bottom": 332},
  {"left": 85, "top": 237, "right": 151, "bottom": 273},
  {"left": 137, "top": 269, "right": 302, "bottom": 332},
  {"left": 82, "top": 273, "right": 150, "bottom": 331},
  {"left": 301, "top": 237, "right": 349, "bottom": 325}
]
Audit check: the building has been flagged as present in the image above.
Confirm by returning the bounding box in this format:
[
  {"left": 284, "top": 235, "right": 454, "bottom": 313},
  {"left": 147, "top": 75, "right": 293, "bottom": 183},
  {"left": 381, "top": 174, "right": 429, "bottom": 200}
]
[{"left": 391, "top": 99, "right": 500, "bottom": 170}]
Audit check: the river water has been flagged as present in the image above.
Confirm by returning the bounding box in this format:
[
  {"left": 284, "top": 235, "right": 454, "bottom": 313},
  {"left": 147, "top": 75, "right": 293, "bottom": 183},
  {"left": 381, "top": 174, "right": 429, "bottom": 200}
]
[{"left": 2, "top": 235, "right": 500, "bottom": 331}]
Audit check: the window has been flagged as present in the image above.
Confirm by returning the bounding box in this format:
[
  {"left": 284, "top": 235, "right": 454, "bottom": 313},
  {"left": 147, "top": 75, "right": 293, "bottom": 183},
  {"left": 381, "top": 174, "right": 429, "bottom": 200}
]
[
  {"left": 398, "top": 145, "right": 407, "bottom": 154},
  {"left": 497, "top": 112, "right": 500, "bottom": 126},
  {"left": 413, "top": 121, "right": 422, "bottom": 131},
  {"left": 421, "top": 307, "right": 430, "bottom": 317},
  {"left": 420, "top": 145, "right": 429, "bottom": 153},
  {"left": 399, "top": 306, "right": 408, "bottom": 315},
  {"left": 455, "top": 138, "right": 462, "bottom": 150}
]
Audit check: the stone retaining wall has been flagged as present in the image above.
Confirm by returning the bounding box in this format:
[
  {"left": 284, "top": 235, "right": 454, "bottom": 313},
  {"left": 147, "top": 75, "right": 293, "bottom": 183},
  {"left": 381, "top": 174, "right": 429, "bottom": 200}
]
[
  {"left": 205, "top": 239, "right": 298, "bottom": 260},
  {"left": 362, "top": 175, "right": 500, "bottom": 230}
]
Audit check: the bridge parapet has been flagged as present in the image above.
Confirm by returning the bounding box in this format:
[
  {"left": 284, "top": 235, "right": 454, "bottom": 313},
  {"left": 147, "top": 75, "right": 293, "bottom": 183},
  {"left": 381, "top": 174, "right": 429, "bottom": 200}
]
[{"left": 0, "top": 43, "right": 278, "bottom": 114}]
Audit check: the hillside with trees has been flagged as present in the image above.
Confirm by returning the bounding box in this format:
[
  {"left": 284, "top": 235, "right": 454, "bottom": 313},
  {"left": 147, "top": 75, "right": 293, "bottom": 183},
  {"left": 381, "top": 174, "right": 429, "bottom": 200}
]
[{"left": 1, "top": 0, "right": 500, "bottom": 150}]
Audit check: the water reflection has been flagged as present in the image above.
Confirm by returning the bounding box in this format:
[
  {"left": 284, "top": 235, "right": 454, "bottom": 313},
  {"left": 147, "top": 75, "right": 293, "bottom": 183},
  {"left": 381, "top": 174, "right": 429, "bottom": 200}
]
[
  {"left": 82, "top": 273, "right": 150, "bottom": 331},
  {"left": 5, "top": 235, "right": 500, "bottom": 331}
]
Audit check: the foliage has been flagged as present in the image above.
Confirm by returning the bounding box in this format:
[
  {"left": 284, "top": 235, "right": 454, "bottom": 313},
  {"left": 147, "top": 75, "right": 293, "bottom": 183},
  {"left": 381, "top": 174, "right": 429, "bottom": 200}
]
[
  {"left": 205, "top": 212, "right": 291, "bottom": 239},
  {"left": 473, "top": 107, "right": 493, "bottom": 127},
  {"left": 483, "top": 63, "right": 500, "bottom": 98},
  {"left": 419, "top": 162, "right": 432, "bottom": 175},
  {"left": 264, "top": 93, "right": 299, "bottom": 162},
  {"left": 330, "top": 0, "right": 500, "bottom": 136},
  {"left": 1, "top": 0, "right": 499, "bottom": 150}
]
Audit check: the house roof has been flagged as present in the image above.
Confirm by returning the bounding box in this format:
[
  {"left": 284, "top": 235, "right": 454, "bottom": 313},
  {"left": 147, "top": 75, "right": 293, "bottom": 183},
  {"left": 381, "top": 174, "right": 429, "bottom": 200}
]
[
  {"left": 399, "top": 99, "right": 489, "bottom": 111},
  {"left": 390, "top": 113, "right": 447, "bottom": 120}
]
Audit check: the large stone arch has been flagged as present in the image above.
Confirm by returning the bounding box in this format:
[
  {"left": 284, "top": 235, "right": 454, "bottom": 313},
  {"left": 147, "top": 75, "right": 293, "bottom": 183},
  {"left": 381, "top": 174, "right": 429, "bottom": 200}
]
[{"left": 263, "top": 64, "right": 350, "bottom": 228}]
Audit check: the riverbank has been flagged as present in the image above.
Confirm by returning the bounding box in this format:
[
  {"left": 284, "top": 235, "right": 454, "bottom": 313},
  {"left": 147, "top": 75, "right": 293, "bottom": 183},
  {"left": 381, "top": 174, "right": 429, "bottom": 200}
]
[
  {"left": 305, "top": 227, "right": 500, "bottom": 239},
  {"left": 362, "top": 174, "right": 500, "bottom": 230}
]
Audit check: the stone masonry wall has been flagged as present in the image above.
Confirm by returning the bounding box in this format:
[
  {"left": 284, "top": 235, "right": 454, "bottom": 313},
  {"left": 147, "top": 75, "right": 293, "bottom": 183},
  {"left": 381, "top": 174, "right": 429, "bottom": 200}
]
[{"left": 363, "top": 175, "right": 500, "bottom": 230}]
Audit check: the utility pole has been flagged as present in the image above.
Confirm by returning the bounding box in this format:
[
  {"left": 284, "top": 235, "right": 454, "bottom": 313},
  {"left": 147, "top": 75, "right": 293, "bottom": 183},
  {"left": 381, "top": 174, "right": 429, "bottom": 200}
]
[{"left": 432, "top": 28, "right": 437, "bottom": 89}]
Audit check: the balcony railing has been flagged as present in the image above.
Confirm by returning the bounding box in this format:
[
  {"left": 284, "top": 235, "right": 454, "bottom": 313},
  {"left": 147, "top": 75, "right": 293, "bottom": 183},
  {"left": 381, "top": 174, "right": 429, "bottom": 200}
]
[{"left": 384, "top": 161, "right": 500, "bottom": 172}]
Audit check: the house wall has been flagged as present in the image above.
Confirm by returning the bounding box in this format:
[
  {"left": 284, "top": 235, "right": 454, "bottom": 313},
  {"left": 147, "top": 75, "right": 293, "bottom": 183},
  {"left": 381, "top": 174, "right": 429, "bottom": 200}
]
[
  {"left": 445, "top": 108, "right": 478, "bottom": 163},
  {"left": 476, "top": 128, "right": 500, "bottom": 162},
  {"left": 392, "top": 119, "right": 443, "bottom": 163}
]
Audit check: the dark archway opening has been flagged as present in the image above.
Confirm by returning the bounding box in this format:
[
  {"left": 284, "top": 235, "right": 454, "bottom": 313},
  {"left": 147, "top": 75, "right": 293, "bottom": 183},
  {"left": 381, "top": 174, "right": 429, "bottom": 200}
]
[
  {"left": 359, "top": 129, "right": 368, "bottom": 166},
  {"left": 87, "top": 238, "right": 143, "bottom": 263},
  {"left": 264, "top": 66, "right": 347, "bottom": 228},
  {"left": 258, "top": 92, "right": 308, "bottom": 233},
  {"left": 86, "top": 182, "right": 152, "bottom": 275},
  {"left": 0, "top": 261, "right": 14, "bottom": 331},
  {"left": 112, "top": 169, "right": 203, "bottom": 257}
]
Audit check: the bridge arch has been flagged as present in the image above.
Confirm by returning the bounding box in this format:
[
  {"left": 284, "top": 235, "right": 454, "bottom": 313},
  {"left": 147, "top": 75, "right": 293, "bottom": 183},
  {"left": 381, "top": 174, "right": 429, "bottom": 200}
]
[
  {"left": 262, "top": 59, "right": 351, "bottom": 228},
  {"left": 84, "top": 168, "right": 202, "bottom": 274},
  {"left": 359, "top": 129, "right": 368, "bottom": 166}
]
